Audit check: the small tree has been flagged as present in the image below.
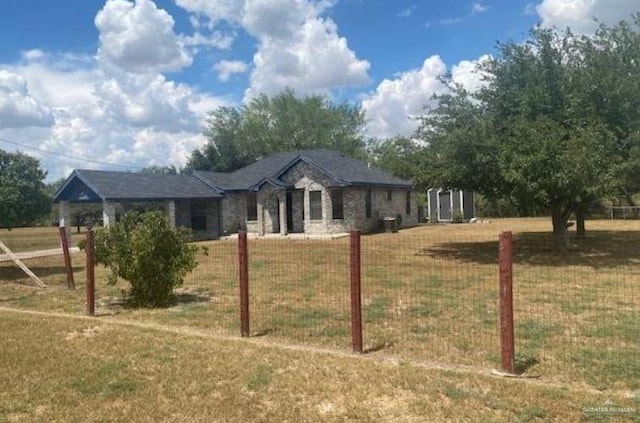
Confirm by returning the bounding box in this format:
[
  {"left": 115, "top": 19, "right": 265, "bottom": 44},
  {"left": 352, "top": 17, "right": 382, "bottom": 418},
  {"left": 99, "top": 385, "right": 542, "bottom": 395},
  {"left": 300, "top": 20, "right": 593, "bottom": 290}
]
[{"left": 94, "top": 211, "right": 201, "bottom": 307}]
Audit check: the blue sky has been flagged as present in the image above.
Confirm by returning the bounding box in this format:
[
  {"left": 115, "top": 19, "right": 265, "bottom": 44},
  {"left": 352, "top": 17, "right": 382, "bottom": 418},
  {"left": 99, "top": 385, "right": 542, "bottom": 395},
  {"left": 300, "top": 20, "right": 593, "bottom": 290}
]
[{"left": 0, "top": 0, "right": 638, "bottom": 181}]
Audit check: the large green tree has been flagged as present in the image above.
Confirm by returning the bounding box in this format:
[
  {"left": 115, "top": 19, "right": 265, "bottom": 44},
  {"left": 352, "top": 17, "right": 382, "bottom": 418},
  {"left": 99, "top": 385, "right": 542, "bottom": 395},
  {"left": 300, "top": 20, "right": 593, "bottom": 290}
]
[
  {"left": 416, "top": 22, "right": 640, "bottom": 246},
  {"left": 572, "top": 16, "right": 640, "bottom": 207},
  {"left": 186, "top": 88, "right": 367, "bottom": 172},
  {"left": 0, "top": 149, "right": 50, "bottom": 228}
]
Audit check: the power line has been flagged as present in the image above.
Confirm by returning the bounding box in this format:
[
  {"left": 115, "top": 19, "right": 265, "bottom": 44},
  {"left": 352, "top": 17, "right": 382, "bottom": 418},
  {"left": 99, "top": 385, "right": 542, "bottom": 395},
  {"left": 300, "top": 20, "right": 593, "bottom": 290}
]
[{"left": 0, "top": 137, "right": 144, "bottom": 170}]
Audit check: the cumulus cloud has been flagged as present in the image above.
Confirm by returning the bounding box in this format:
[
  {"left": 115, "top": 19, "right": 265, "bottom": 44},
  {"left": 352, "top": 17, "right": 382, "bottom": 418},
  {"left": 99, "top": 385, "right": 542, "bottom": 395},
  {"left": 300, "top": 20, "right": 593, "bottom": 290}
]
[
  {"left": 362, "top": 55, "right": 490, "bottom": 139},
  {"left": 176, "top": 0, "right": 371, "bottom": 99},
  {"left": 95, "top": 0, "right": 193, "bottom": 73},
  {"left": 95, "top": 73, "right": 201, "bottom": 131},
  {"left": 451, "top": 54, "right": 491, "bottom": 93},
  {"left": 0, "top": 69, "right": 53, "bottom": 128},
  {"left": 361, "top": 56, "right": 448, "bottom": 139},
  {"left": 535, "top": 0, "right": 639, "bottom": 33},
  {"left": 214, "top": 60, "right": 250, "bottom": 82}
]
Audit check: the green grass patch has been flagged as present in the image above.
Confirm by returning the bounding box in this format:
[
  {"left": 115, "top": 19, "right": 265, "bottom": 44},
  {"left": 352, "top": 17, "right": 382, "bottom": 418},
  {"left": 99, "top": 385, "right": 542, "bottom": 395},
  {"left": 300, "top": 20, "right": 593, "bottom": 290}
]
[
  {"left": 364, "top": 296, "right": 391, "bottom": 323},
  {"left": 270, "top": 306, "right": 334, "bottom": 329},
  {"left": 250, "top": 260, "right": 266, "bottom": 270},
  {"left": 71, "top": 361, "right": 138, "bottom": 398},
  {"left": 582, "top": 315, "right": 639, "bottom": 343},
  {"left": 409, "top": 301, "right": 440, "bottom": 317},
  {"left": 246, "top": 364, "right": 274, "bottom": 391},
  {"left": 517, "top": 319, "right": 559, "bottom": 355},
  {"left": 570, "top": 348, "right": 640, "bottom": 390}
]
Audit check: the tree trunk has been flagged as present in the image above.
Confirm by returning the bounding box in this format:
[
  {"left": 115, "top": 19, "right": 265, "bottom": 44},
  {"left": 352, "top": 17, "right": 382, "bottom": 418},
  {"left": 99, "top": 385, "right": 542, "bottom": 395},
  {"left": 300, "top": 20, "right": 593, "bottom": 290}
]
[
  {"left": 551, "top": 209, "right": 569, "bottom": 251},
  {"left": 576, "top": 208, "right": 586, "bottom": 238}
]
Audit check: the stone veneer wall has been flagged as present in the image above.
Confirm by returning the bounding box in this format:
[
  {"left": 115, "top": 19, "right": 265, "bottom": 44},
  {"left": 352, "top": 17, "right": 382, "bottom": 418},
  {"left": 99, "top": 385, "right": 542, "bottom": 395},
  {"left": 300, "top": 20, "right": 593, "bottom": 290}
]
[
  {"left": 174, "top": 199, "right": 221, "bottom": 240},
  {"left": 346, "top": 188, "right": 418, "bottom": 233},
  {"left": 217, "top": 160, "right": 418, "bottom": 236},
  {"left": 221, "top": 193, "right": 246, "bottom": 234}
]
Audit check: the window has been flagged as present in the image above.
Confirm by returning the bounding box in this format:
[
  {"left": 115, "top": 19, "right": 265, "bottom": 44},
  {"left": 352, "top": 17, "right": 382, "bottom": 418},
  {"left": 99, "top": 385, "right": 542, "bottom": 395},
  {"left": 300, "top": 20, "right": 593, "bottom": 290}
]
[
  {"left": 331, "top": 189, "right": 344, "bottom": 220},
  {"left": 406, "top": 191, "right": 411, "bottom": 215},
  {"left": 365, "top": 189, "right": 372, "bottom": 218},
  {"left": 309, "top": 191, "right": 322, "bottom": 220},
  {"left": 191, "top": 201, "right": 207, "bottom": 231},
  {"left": 387, "top": 190, "right": 393, "bottom": 201},
  {"left": 246, "top": 193, "right": 257, "bottom": 221}
]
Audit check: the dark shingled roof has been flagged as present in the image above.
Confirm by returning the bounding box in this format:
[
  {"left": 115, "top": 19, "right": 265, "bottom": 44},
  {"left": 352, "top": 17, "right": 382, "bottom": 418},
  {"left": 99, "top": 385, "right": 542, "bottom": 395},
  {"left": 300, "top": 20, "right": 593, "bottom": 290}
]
[
  {"left": 54, "top": 150, "right": 412, "bottom": 203},
  {"left": 194, "top": 149, "right": 412, "bottom": 191},
  {"left": 54, "top": 169, "right": 222, "bottom": 202}
]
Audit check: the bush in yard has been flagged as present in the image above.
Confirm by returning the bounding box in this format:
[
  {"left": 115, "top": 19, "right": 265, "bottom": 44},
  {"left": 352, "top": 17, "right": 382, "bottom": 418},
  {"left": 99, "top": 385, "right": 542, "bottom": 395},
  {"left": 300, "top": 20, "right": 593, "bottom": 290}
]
[{"left": 94, "top": 211, "right": 201, "bottom": 307}]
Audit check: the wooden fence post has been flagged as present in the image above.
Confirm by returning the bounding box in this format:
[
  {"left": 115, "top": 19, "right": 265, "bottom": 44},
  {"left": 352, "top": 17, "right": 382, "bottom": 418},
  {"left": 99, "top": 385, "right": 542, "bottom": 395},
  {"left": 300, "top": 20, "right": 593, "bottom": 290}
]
[
  {"left": 350, "top": 230, "right": 363, "bottom": 353},
  {"left": 499, "top": 231, "right": 515, "bottom": 373},
  {"left": 238, "top": 231, "right": 250, "bottom": 337},
  {"left": 85, "top": 229, "right": 95, "bottom": 316},
  {"left": 59, "top": 226, "right": 75, "bottom": 290}
]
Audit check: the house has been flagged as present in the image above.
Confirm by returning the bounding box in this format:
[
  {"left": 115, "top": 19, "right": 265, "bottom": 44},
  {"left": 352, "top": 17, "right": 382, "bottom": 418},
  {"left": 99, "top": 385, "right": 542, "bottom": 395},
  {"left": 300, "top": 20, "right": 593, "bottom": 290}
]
[
  {"left": 426, "top": 188, "right": 475, "bottom": 222},
  {"left": 54, "top": 150, "right": 418, "bottom": 239}
]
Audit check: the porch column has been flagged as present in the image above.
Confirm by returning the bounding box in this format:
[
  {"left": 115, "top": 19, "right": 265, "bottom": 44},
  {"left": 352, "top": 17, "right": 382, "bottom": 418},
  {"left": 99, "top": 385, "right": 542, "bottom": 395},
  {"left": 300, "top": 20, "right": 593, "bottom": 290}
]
[
  {"left": 58, "top": 201, "right": 72, "bottom": 242},
  {"left": 257, "top": 202, "right": 265, "bottom": 236},
  {"left": 164, "top": 200, "right": 176, "bottom": 228},
  {"left": 279, "top": 194, "right": 287, "bottom": 235},
  {"left": 103, "top": 201, "right": 116, "bottom": 227}
]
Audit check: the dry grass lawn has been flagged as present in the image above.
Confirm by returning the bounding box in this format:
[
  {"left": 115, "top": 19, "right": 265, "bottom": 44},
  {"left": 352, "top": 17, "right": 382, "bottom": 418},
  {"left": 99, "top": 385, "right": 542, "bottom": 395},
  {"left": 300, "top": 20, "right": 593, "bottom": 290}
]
[
  {"left": 0, "top": 217, "right": 639, "bottom": 420},
  {"left": 1, "top": 309, "right": 637, "bottom": 422}
]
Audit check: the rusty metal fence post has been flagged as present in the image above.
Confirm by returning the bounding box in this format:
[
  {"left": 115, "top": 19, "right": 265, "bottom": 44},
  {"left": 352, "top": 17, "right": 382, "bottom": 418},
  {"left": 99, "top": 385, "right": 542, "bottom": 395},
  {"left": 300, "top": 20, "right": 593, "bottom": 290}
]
[
  {"left": 238, "top": 231, "right": 250, "bottom": 337},
  {"left": 499, "top": 231, "right": 515, "bottom": 373},
  {"left": 85, "top": 229, "right": 95, "bottom": 316},
  {"left": 59, "top": 226, "right": 75, "bottom": 290},
  {"left": 350, "top": 230, "right": 363, "bottom": 353}
]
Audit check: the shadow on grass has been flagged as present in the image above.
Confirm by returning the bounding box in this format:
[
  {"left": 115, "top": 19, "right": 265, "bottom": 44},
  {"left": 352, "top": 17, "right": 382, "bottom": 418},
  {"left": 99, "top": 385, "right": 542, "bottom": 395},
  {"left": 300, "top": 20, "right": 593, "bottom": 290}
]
[
  {"left": 418, "top": 230, "right": 640, "bottom": 268},
  {"left": 106, "top": 290, "right": 211, "bottom": 310},
  {"left": 515, "top": 356, "right": 539, "bottom": 374},
  {"left": 0, "top": 265, "right": 83, "bottom": 281},
  {"left": 364, "top": 342, "right": 391, "bottom": 354}
]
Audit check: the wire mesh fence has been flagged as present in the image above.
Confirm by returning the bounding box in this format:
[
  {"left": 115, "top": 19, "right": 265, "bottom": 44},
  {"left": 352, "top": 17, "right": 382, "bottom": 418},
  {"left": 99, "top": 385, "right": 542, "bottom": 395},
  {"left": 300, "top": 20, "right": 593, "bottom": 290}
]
[{"left": 1, "top": 222, "right": 638, "bottom": 390}]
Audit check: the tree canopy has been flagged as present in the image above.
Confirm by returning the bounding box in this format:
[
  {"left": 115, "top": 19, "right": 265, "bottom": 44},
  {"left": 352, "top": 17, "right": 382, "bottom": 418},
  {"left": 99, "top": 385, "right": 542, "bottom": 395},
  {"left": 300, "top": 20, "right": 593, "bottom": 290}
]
[
  {"left": 0, "top": 149, "right": 50, "bottom": 228},
  {"left": 415, "top": 16, "right": 640, "bottom": 244},
  {"left": 186, "top": 88, "right": 367, "bottom": 172}
]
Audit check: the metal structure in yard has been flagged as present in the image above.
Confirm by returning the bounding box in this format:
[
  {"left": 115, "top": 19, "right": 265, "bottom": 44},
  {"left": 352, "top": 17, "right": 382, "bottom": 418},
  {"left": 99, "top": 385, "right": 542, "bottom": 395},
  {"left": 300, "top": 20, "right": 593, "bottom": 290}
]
[{"left": 610, "top": 206, "right": 640, "bottom": 219}]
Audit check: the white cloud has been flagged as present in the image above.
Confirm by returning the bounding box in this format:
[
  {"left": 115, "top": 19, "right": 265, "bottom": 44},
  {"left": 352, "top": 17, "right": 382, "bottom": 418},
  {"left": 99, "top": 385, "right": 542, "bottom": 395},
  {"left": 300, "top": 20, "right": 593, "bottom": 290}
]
[
  {"left": 182, "top": 31, "right": 236, "bottom": 50},
  {"left": 214, "top": 60, "right": 250, "bottom": 82},
  {"left": 397, "top": 5, "right": 417, "bottom": 18},
  {"left": 0, "top": 69, "right": 53, "bottom": 128},
  {"left": 535, "top": 0, "right": 639, "bottom": 33},
  {"left": 175, "top": 0, "right": 244, "bottom": 24},
  {"left": 362, "top": 55, "right": 490, "bottom": 139},
  {"left": 440, "top": 17, "right": 464, "bottom": 26},
  {"left": 471, "top": 2, "right": 488, "bottom": 14},
  {"left": 0, "top": 56, "right": 227, "bottom": 181},
  {"left": 361, "top": 56, "right": 448, "bottom": 139},
  {"left": 95, "top": 0, "right": 193, "bottom": 73},
  {"left": 451, "top": 54, "right": 491, "bottom": 93},
  {"left": 175, "top": 0, "right": 371, "bottom": 99}
]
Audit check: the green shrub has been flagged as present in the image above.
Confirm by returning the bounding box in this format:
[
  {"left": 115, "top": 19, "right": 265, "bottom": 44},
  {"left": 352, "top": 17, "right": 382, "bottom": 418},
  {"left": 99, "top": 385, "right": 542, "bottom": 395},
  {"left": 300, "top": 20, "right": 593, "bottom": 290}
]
[{"left": 94, "top": 211, "right": 202, "bottom": 307}]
